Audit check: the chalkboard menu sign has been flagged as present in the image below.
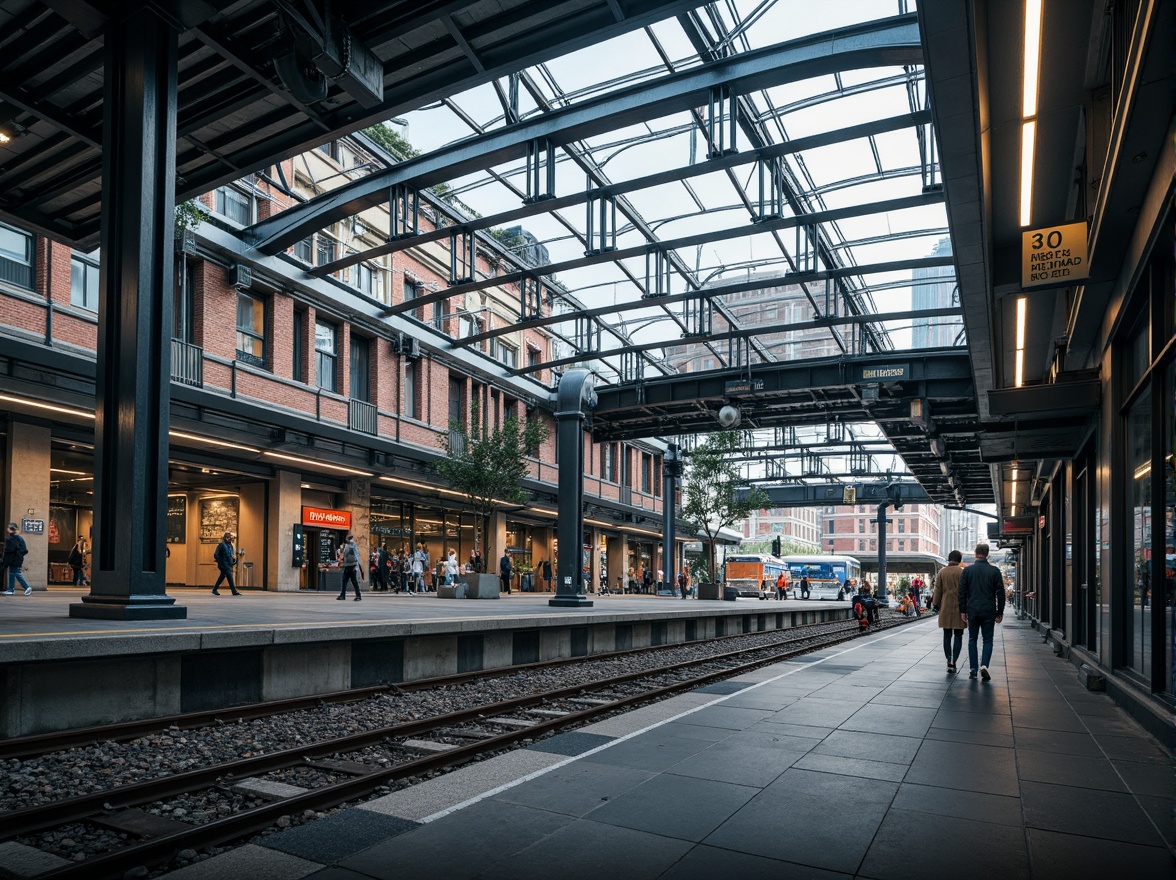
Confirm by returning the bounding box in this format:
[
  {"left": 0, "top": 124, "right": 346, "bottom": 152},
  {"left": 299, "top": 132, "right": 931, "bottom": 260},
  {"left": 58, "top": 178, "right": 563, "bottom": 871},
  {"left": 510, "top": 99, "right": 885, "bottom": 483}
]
[
  {"left": 318, "top": 531, "right": 336, "bottom": 566},
  {"left": 167, "top": 496, "right": 186, "bottom": 543}
]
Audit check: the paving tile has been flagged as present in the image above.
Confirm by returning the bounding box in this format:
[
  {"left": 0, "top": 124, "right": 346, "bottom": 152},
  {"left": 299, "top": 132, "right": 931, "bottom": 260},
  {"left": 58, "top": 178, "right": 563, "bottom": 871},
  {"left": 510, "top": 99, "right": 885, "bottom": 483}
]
[
  {"left": 658, "top": 844, "right": 852, "bottom": 880},
  {"left": 1136, "top": 794, "right": 1176, "bottom": 849},
  {"left": 1093, "top": 733, "right": 1170, "bottom": 764},
  {"left": 869, "top": 691, "right": 947, "bottom": 710},
  {"left": 722, "top": 725, "right": 825, "bottom": 753},
  {"left": 1009, "top": 707, "right": 1087, "bottom": 733},
  {"left": 302, "top": 869, "right": 374, "bottom": 880},
  {"left": 1014, "top": 748, "right": 1127, "bottom": 792},
  {"left": 757, "top": 719, "right": 836, "bottom": 740},
  {"left": 890, "top": 781, "right": 1023, "bottom": 827},
  {"left": 579, "top": 732, "right": 713, "bottom": 773},
  {"left": 259, "top": 810, "right": 418, "bottom": 864},
  {"left": 492, "top": 760, "right": 655, "bottom": 817},
  {"left": 682, "top": 705, "right": 775, "bottom": 731},
  {"left": 1020, "top": 780, "right": 1161, "bottom": 845},
  {"left": 923, "top": 726, "right": 1015, "bottom": 749},
  {"left": 656, "top": 721, "right": 738, "bottom": 743},
  {"left": 1078, "top": 713, "right": 1155, "bottom": 736},
  {"left": 811, "top": 729, "right": 919, "bottom": 765},
  {"left": 702, "top": 769, "right": 898, "bottom": 875},
  {"left": 165, "top": 845, "right": 321, "bottom": 880},
  {"left": 477, "top": 819, "right": 694, "bottom": 880},
  {"left": 858, "top": 809, "right": 1030, "bottom": 880},
  {"left": 938, "top": 689, "right": 1012, "bottom": 716},
  {"left": 339, "top": 800, "right": 574, "bottom": 880},
  {"left": 720, "top": 694, "right": 799, "bottom": 711},
  {"left": 587, "top": 772, "right": 759, "bottom": 841},
  {"left": 525, "top": 731, "right": 614, "bottom": 757},
  {"left": 791, "top": 751, "right": 908, "bottom": 782},
  {"left": 904, "top": 739, "right": 1020, "bottom": 796},
  {"left": 1010, "top": 726, "right": 1104, "bottom": 756},
  {"left": 1113, "top": 759, "right": 1176, "bottom": 798},
  {"left": 693, "top": 680, "right": 752, "bottom": 695},
  {"left": 838, "top": 703, "right": 937, "bottom": 738},
  {"left": 1027, "top": 828, "right": 1176, "bottom": 879},
  {"left": 770, "top": 698, "right": 864, "bottom": 729},
  {"left": 664, "top": 740, "right": 803, "bottom": 787},
  {"left": 931, "top": 708, "right": 1014, "bottom": 735}
]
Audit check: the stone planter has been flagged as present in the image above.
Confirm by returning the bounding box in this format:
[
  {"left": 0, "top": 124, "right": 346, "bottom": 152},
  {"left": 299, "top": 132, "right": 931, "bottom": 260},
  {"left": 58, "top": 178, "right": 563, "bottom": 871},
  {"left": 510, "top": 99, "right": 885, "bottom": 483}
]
[
  {"left": 436, "top": 580, "right": 467, "bottom": 599},
  {"left": 463, "top": 573, "right": 500, "bottom": 599},
  {"left": 696, "top": 582, "right": 720, "bottom": 600}
]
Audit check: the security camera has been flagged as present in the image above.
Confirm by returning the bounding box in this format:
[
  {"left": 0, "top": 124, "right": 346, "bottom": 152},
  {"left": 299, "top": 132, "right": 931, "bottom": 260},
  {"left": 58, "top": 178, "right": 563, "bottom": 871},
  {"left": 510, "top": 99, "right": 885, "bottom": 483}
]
[{"left": 717, "top": 405, "right": 741, "bottom": 429}]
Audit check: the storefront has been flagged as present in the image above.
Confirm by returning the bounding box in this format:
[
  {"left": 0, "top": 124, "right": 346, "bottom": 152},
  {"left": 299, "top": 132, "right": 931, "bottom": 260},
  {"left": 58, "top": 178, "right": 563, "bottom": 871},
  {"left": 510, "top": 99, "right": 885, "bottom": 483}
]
[
  {"left": 298, "top": 504, "right": 351, "bottom": 591},
  {"left": 47, "top": 445, "right": 95, "bottom": 584}
]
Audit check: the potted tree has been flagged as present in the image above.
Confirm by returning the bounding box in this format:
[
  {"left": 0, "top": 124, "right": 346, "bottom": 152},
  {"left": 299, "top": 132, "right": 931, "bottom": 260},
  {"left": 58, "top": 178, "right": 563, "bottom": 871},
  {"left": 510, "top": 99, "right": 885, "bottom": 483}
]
[{"left": 435, "top": 404, "right": 548, "bottom": 599}]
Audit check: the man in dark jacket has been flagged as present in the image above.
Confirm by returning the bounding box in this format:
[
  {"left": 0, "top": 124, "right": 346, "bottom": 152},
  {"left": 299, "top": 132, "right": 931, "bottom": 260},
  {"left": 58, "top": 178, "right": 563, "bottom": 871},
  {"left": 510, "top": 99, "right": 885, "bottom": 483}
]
[
  {"left": 3, "top": 523, "right": 32, "bottom": 596},
  {"left": 499, "top": 552, "right": 513, "bottom": 594},
  {"left": 958, "top": 543, "right": 1006, "bottom": 681},
  {"left": 212, "top": 532, "right": 241, "bottom": 596}
]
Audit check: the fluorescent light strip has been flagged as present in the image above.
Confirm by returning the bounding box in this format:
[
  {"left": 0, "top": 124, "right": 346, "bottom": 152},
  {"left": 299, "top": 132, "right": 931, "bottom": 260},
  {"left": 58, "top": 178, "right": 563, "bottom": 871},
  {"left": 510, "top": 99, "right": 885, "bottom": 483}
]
[
  {"left": 1015, "top": 297, "right": 1027, "bottom": 350},
  {"left": 1015, "top": 349, "right": 1024, "bottom": 388},
  {"left": 1019, "top": 120, "right": 1036, "bottom": 227},
  {"left": 1023, "top": 0, "right": 1043, "bottom": 117},
  {"left": 0, "top": 394, "right": 93, "bottom": 420},
  {"left": 263, "top": 451, "right": 373, "bottom": 477},
  {"left": 169, "top": 430, "right": 260, "bottom": 454}
]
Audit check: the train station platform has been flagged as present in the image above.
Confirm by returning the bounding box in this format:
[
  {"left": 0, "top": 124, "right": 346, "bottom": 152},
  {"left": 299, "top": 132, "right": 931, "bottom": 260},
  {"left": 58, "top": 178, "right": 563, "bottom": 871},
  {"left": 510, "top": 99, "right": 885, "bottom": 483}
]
[
  {"left": 0, "top": 588, "right": 852, "bottom": 737},
  {"left": 164, "top": 617, "right": 1173, "bottom": 880}
]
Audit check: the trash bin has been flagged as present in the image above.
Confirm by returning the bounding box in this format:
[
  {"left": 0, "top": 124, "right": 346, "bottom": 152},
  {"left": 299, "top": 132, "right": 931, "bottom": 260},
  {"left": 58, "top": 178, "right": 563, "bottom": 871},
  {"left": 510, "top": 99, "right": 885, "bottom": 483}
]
[
  {"left": 240, "top": 562, "right": 253, "bottom": 588},
  {"left": 723, "top": 587, "right": 738, "bottom": 601}
]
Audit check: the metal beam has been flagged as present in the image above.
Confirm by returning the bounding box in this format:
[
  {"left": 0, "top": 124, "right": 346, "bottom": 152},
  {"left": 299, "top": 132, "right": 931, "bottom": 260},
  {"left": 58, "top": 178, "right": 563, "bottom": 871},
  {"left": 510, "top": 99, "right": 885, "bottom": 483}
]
[
  {"left": 737, "top": 482, "right": 931, "bottom": 507},
  {"left": 247, "top": 14, "right": 922, "bottom": 253}
]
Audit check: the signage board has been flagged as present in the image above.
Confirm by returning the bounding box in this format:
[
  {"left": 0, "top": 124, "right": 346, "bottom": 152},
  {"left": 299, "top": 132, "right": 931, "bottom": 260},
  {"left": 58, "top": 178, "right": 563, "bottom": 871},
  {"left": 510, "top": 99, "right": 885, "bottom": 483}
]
[
  {"left": 292, "top": 524, "right": 304, "bottom": 568},
  {"left": 301, "top": 506, "right": 352, "bottom": 530},
  {"left": 858, "top": 364, "right": 910, "bottom": 382},
  {"left": 1001, "top": 516, "right": 1035, "bottom": 535},
  {"left": 370, "top": 524, "right": 410, "bottom": 537},
  {"left": 724, "top": 378, "right": 764, "bottom": 395},
  {"left": 1022, "top": 221, "right": 1089, "bottom": 288},
  {"left": 21, "top": 518, "right": 44, "bottom": 534},
  {"left": 166, "top": 495, "right": 186, "bottom": 543}
]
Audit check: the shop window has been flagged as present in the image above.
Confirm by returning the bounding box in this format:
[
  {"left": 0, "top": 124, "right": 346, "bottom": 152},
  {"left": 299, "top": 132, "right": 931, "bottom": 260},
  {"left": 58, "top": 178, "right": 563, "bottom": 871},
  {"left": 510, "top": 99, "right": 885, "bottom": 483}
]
[
  {"left": 0, "top": 222, "right": 34, "bottom": 289},
  {"left": 315, "top": 320, "right": 338, "bottom": 392},
  {"left": 1125, "top": 388, "right": 1151, "bottom": 680},
  {"left": 70, "top": 253, "right": 100, "bottom": 311},
  {"left": 350, "top": 334, "right": 370, "bottom": 402},
  {"left": 404, "top": 359, "right": 419, "bottom": 419},
  {"left": 214, "top": 185, "right": 254, "bottom": 225},
  {"left": 235, "top": 292, "right": 266, "bottom": 367}
]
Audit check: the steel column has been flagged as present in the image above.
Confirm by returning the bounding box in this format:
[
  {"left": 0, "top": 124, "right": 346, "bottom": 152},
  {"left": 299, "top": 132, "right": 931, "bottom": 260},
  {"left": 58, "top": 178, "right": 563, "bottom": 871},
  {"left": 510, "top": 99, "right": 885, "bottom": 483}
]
[
  {"left": 875, "top": 503, "right": 889, "bottom": 605},
  {"left": 71, "top": 8, "right": 184, "bottom": 620},
  {"left": 551, "top": 369, "right": 595, "bottom": 608},
  {"left": 662, "top": 444, "right": 682, "bottom": 597}
]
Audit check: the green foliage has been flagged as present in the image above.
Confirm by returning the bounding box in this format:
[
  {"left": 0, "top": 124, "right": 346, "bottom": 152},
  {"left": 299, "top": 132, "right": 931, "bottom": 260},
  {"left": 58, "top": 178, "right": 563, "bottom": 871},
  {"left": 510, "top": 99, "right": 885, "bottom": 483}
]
[
  {"left": 435, "top": 406, "right": 550, "bottom": 548},
  {"left": 897, "top": 575, "right": 911, "bottom": 596},
  {"left": 362, "top": 124, "right": 420, "bottom": 161},
  {"left": 739, "top": 538, "right": 812, "bottom": 557},
  {"left": 681, "top": 431, "right": 768, "bottom": 588},
  {"left": 174, "top": 199, "right": 207, "bottom": 234}
]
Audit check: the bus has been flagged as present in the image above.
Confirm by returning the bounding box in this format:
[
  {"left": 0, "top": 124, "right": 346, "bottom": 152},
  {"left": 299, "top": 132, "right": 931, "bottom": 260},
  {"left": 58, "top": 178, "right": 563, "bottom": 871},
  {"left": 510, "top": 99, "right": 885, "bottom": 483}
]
[
  {"left": 781, "top": 555, "right": 862, "bottom": 600},
  {"left": 725, "top": 554, "right": 790, "bottom": 598}
]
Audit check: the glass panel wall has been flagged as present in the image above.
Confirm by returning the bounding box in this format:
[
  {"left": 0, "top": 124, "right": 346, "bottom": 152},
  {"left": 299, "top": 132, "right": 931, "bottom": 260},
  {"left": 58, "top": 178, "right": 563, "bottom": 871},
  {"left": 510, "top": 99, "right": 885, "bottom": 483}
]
[{"left": 1127, "top": 389, "right": 1151, "bottom": 679}]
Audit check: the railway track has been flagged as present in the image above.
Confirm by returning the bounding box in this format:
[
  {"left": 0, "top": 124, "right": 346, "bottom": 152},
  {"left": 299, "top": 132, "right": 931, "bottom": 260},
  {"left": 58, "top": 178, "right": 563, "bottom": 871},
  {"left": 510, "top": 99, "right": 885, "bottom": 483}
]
[{"left": 1, "top": 616, "right": 915, "bottom": 879}]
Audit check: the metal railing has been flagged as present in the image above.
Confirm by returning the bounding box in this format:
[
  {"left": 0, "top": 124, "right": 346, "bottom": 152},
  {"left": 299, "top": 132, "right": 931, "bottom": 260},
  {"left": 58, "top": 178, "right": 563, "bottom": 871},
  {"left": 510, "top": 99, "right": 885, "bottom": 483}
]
[
  {"left": 170, "top": 339, "right": 203, "bottom": 387},
  {"left": 349, "top": 398, "right": 377, "bottom": 435}
]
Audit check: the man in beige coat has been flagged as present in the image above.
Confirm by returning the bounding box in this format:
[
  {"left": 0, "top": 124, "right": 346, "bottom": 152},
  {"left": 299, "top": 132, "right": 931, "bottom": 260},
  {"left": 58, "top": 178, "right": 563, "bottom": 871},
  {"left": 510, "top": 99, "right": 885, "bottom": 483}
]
[{"left": 932, "top": 550, "right": 965, "bottom": 674}]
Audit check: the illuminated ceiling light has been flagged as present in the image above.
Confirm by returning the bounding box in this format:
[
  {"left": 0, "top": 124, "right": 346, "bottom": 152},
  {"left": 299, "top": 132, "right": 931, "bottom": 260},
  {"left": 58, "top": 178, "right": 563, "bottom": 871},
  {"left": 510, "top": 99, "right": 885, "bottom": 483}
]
[
  {"left": 378, "top": 475, "right": 467, "bottom": 499},
  {"left": 1015, "top": 349, "right": 1025, "bottom": 388},
  {"left": 1019, "top": 120, "right": 1036, "bottom": 227},
  {"left": 1023, "top": 0, "right": 1043, "bottom": 117},
  {"left": 263, "top": 450, "right": 373, "bottom": 477},
  {"left": 0, "top": 393, "right": 94, "bottom": 419},
  {"left": 1133, "top": 461, "right": 1152, "bottom": 481},
  {"left": 50, "top": 468, "right": 88, "bottom": 476},
  {"left": 169, "top": 430, "right": 259, "bottom": 454},
  {"left": 1013, "top": 296, "right": 1027, "bottom": 387}
]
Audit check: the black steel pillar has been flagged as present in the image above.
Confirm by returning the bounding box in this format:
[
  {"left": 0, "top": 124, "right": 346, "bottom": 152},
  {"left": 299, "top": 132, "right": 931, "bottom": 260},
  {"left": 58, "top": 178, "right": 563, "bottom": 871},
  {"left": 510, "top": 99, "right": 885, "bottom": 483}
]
[
  {"left": 662, "top": 443, "right": 682, "bottom": 596},
  {"left": 875, "top": 502, "right": 889, "bottom": 605},
  {"left": 551, "top": 369, "right": 595, "bottom": 608},
  {"left": 71, "top": 8, "right": 185, "bottom": 620}
]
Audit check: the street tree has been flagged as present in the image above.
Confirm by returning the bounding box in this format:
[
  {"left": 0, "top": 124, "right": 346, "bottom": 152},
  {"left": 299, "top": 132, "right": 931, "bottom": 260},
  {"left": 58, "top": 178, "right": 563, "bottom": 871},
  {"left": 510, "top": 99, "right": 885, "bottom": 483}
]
[{"left": 681, "top": 430, "right": 767, "bottom": 598}]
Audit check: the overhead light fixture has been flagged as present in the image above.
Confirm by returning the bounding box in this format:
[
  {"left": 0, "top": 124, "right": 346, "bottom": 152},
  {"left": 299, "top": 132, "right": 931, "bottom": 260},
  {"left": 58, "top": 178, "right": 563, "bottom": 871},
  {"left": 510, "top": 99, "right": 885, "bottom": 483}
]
[
  {"left": 263, "top": 450, "right": 372, "bottom": 477},
  {"left": 0, "top": 394, "right": 94, "bottom": 420},
  {"left": 1019, "top": 0, "right": 1043, "bottom": 227},
  {"left": 169, "top": 430, "right": 259, "bottom": 454},
  {"left": 1014, "top": 296, "right": 1027, "bottom": 387}
]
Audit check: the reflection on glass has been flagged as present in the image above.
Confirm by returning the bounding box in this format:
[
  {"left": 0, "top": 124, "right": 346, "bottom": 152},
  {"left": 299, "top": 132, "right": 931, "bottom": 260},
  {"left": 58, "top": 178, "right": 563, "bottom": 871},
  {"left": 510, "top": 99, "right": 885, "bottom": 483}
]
[
  {"left": 1128, "top": 389, "right": 1151, "bottom": 679},
  {"left": 1165, "top": 361, "right": 1174, "bottom": 697}
]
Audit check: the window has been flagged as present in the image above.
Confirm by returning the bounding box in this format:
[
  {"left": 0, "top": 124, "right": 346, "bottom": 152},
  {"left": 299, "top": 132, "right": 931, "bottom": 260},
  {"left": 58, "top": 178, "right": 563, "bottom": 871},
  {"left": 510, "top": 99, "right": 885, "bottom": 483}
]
[
  {"left": 858, "top": 518, "right": 865, "bottom": 533},
  {"left": 640, "top": 453, "right": 652, "bottom": 493},
  {"left": 293, "top": 310, "right": 305, "bottom": 381},
  {"left": 315, "top": 320, "right": 337, "bottom": 391},
  {"left": 528, "top": 346, "right": 541, "bottom": 370},
  {"left": 0, "top": 222, "right": 34, "bottom": 289},
  {"left": 898, "top": 539, "right": 905, "bottom": 552},
  {"left": 235, "top": 292, "right": 266, "bottom": 366},
  {"left": 404, "top": 360, "right": 419, "bottom": 419},
  {"left": 495, "top": 341, "right": 518, "bottom": 368},
  {"left": 504, "top": 399, "right": 517, "bottom": 424},
  {"left": 898, "top": 519, "right": 906, "bottom": 533},
  {"left": 214, "top": 186, "right": 253, "bottom": 225},
  {"left": 174, "top": 259, "right": 194, "bottom": 342},
  {"left": 911, "top": 539, "right": 919, "bottom": 552},
  {"left": 433, "top": 300, "right": 446, "bottom": 330},
  {"left": 601, "top": 443, "right": 616, "bottom": 482},
  {"left": 403, "top": 278, "right": 417, "bottom": 303},
  {"left": 859, "top": 540, "right": 865, "bottom": 552},
  {"left": 350, "top": 262, "right": 381, "bottom": 298},
  {"left": 448, "top": 376, "right": 464, "bottom": 426},
  {"left": 459, "top": 313, "right": 478, "bottom": 339},
  {"left": 316, "top": 234, "right": 336, "bottom": 268},
  {"left": 70, "top": 254, "right": 100, "bottom": 311},
  {"left": 350, "top": 335, "right": 370, "bottom": 402},
  {"left": 293, "top": 237, "right": 313, "bottom": 263}
]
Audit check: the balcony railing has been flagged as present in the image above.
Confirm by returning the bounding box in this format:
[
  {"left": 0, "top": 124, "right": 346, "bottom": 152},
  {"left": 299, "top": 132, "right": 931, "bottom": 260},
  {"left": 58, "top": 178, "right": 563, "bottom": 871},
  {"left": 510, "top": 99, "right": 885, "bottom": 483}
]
[
  {"left": 349, "top": 397, "right": 377, "bottom": 435},
  {"left": 170, "top": 338, "right": 203, "bottom": 387}
]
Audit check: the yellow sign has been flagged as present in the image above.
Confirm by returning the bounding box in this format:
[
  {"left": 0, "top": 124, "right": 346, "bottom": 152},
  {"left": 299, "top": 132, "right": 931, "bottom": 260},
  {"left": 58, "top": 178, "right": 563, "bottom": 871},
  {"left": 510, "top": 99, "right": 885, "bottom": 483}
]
[
  {"left": 1022, "top": 221, "right": 1089, "bottom": 288},
  {"left": 843, "top": 486, "right": 856, "bottom": 505}
]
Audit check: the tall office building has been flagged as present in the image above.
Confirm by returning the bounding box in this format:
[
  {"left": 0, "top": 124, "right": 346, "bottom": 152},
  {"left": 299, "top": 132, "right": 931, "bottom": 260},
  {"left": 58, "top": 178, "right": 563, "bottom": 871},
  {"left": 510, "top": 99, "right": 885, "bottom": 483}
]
[{"left": 911, "top": 236, "right": 960, "bottom": 349}]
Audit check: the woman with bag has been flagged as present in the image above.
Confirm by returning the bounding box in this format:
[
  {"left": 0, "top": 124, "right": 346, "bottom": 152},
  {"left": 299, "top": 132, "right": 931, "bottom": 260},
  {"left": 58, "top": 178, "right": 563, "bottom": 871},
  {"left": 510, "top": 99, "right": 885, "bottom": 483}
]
[{"left": 445, "top": 549, "right": 459, "bottom": 586}]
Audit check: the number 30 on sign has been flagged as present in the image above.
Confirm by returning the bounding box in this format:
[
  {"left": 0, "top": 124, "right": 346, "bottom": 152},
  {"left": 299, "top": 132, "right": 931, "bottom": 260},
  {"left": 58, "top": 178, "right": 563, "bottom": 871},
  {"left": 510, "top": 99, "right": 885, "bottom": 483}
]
[{"left": 1021, "top": 221, "right": 1089, "bottom": 289}]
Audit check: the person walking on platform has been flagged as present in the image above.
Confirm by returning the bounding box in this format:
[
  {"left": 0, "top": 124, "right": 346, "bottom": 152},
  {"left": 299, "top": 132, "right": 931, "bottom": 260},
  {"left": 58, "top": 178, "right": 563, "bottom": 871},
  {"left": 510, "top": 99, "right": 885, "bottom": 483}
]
[
  {"left": 3, "top": 524, "right": 32, "bottom": 596},
  {"left": 775, "top": 570, "right": 787, "bottom": 600},
  {"left": 212, "top": 532, "right": 240, "bottom": 596},
  {"left": 959, "top": 543, "right": 1005, "bottom": 681},
  {"left": 444, "top": 549, "right": 459, "bottom": 586},
  {"left": 932, "top": 550, "right": 965, "bottom": 673},
  {"left": 337, "top": 534, "right": 362, "bottom": 601},
  {"left": 542, "top": 558, "right": 553, "bottom": 592},
  {"left": 799, "top": 574, "right": 811, "bottom": 600},
  {"left": 68, "top": 539, "right": 87, "bottom": 586},
  {"left": 499, "top": 551, "right": 513, "bottom": 594}
]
